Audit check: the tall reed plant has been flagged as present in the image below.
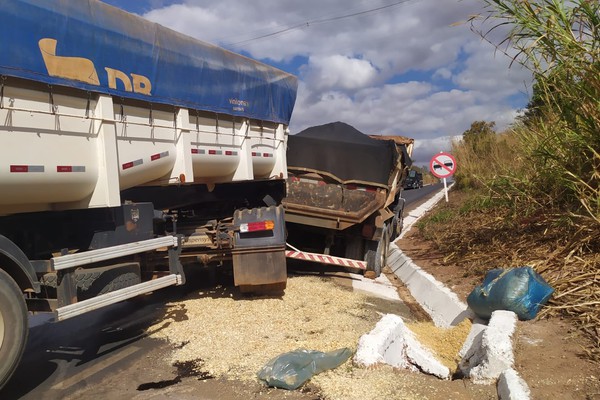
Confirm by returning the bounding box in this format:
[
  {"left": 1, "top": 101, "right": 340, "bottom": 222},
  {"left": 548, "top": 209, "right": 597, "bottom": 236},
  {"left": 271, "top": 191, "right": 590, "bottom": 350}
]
[{"left": 472, "top": 0, "right": 600, "bottom": 225}]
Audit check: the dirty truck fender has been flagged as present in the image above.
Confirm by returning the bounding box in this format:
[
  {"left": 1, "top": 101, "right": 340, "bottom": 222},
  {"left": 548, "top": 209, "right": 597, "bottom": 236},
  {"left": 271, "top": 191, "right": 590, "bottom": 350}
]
[{"left": 0, "top": 235, "right": 40, "bottom": 293}]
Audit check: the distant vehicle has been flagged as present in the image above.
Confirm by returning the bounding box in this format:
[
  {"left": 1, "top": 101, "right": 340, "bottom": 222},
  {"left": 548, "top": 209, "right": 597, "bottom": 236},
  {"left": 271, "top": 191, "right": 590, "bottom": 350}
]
[{"left": 404, "top": 170, "right": 423, "bottom": 189}]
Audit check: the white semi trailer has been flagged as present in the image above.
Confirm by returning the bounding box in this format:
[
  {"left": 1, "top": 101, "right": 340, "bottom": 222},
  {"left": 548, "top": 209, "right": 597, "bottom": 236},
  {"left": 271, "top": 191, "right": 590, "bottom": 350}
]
[{"left": 0, "top": 0, "right": 298, "bottom": 389}]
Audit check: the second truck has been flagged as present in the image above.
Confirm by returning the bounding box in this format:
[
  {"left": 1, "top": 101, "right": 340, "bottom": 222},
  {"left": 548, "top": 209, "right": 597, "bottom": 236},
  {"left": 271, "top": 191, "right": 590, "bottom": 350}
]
[{"left": 283, "top": 122, "right": 413, "bottom": 277}]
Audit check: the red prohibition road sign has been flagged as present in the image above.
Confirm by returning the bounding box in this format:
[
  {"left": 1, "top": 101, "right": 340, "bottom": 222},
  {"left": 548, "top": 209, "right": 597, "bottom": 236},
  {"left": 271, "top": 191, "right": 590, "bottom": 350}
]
[{"left": 430, "top": 152, "right": 457, "bottom": 179}]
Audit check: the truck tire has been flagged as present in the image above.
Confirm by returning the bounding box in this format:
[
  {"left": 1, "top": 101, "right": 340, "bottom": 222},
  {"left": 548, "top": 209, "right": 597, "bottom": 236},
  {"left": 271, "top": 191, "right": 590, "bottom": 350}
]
[
  {"left": 390, "top": 200, "right": 405, "bottom": 241},
  {"left": 40, "top": 263, "right": 141, "bottom": 301},
  {"left": 0, "top": 269, "right": 28, "bottom": 391},
  {"left": 365, "top": 223, "right": 390, "bottom": 278}
]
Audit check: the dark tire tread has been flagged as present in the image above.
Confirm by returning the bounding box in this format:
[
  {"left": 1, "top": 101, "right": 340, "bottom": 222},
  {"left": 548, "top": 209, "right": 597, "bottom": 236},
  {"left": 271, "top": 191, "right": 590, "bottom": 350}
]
[
  {"left": 40, "top": 263, "right": 141, "bottom": 301},
  {"left": 0, "top": 269, "right": 28, "bottom": 391}
]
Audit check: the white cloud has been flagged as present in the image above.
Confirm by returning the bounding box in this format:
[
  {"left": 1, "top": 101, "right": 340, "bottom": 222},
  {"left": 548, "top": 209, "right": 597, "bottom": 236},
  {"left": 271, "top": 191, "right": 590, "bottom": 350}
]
[
  {"left": 453, "top": 40, "right": 532, "bottom": 98},
  {"left": 303, "top": 55, "right": 378, "bottom": 91},
  {"left": 136, "top": 0, "right": 532, "bottom": 164}
]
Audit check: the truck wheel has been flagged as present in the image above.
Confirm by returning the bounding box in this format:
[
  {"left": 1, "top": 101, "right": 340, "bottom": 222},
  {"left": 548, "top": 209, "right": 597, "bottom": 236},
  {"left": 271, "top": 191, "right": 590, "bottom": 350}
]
[
  {"left": 0, "top": 269, "right": 28, "bottom": 391},
  {"left": 391, "top": 211, "right": 404, "bottom": 241},
  {"left": 390, "top": 200, "right": 405, "bottom": 241},
  {"left": 40, "top": 263, "right": 141, "bottom": 301},
  {"left": 365, "top": 223, "right": 390, "bottom": 278}
]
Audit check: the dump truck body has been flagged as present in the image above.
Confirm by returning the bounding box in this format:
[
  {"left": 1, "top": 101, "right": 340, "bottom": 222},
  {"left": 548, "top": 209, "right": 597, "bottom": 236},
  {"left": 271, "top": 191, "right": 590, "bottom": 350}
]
[{"left": 283, "top": 122, "right": 413, "bottom": 276}]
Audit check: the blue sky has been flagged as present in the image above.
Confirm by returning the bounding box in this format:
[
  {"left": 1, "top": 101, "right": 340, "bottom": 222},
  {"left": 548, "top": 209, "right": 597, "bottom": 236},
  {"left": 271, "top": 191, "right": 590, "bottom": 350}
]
[{"left": 100, "top": 0, "right": 531, "bottom": 167}]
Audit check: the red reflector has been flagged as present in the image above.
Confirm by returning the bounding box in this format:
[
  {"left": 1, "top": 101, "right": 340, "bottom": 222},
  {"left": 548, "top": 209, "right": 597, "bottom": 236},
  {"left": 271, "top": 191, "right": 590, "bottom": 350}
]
[
  {"left": 252, "top": 152, "right": 258, "bottom": 156},
  {"left": 191, "top": 149, "right": 199, "bottom": 154},
  {"left": 10, "top": 165, "right": 28, "bottom": 172},
  {"left": 151, "top": 153, "right": 161, "bottom": 161},
  {"left": 208, "top": 150, "right": 217, "bottom": 155},
  {"left": 122, "top": 162, "right": 134, "bottom": 170},
  {"left": 225, "top": 150, "right": 233, "bottom": 156},
  {"left": 57, "top": 166, "right": 72, "bottom": 172}
]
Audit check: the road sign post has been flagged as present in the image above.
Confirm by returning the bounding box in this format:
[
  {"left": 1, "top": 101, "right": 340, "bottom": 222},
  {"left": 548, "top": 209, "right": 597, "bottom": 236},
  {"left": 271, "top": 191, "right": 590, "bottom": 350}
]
[{"left": 429, "top": 152, "right": 457, "bottom": 202}]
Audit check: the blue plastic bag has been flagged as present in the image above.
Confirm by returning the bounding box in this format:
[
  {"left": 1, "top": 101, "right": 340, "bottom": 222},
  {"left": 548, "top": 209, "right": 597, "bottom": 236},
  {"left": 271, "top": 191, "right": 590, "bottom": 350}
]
[
  {"left": 257, "top": 348, "right": 352, "bottom": 390},
  {"left": 467, "top": 266, "right": 554, "bottom": 320}
]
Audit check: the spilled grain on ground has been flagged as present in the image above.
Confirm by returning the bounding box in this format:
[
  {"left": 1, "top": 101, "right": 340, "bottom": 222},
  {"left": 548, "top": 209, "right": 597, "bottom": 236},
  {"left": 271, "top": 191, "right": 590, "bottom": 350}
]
[
  {"left": 149, "top": 275, "right": 378, "bottom": 380},
  {"left": 147, "top": 274, "right": 496, "bottom": 399}
]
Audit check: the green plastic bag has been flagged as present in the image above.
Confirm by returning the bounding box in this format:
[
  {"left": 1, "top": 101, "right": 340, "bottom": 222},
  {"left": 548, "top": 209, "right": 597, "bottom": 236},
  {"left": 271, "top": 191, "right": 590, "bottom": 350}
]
[{"left": 257, "top": 348, "right": 353, "bottom": 390}]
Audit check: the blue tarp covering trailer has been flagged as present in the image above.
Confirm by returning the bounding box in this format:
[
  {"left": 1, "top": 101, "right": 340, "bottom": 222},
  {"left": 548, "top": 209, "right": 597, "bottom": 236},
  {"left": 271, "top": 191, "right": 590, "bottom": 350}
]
[{"left": 0, "top": 0, "right": 297, "bottom": 124}]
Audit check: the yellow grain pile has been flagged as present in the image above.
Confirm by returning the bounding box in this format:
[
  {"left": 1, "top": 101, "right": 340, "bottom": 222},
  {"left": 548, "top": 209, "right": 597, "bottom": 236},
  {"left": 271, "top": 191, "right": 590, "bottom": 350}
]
[{"left": 406, "top": 319, "right": 472, "bottom": 372}]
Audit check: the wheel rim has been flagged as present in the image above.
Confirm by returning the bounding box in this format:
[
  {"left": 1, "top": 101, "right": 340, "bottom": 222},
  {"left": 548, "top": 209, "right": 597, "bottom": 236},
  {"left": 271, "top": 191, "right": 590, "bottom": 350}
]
[{"left": 0, "top": 304, "right": 4, "bottom": 350}]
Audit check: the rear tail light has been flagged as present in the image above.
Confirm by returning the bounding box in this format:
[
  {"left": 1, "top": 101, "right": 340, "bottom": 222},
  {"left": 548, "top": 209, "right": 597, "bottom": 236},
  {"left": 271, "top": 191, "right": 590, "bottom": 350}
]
[{"left": 239, "top": 220, "right": 275, "bottom": 233}]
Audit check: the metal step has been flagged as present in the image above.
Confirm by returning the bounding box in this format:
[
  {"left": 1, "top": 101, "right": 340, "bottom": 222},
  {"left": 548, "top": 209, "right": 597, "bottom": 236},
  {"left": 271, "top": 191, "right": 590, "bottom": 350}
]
[
  {"left": 51, "top": 236, "right": 178, "bottom": 271},
  {"left": 55, "top": 274, "right": 182, "bottom": 321}
]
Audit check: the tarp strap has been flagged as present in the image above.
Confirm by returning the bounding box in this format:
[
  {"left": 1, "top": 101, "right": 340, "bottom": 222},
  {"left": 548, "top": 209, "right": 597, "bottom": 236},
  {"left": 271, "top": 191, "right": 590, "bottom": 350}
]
[
  {"left": 0, "top": 76, "right": 5, "bottom": 109},
  {"left": 195, "top": 109, "right": 199, "bottom": 132},
  {"left": 173, "top": 107, "right": 178, "bottom": 129},
  {"left": 48, "top": 85, "right": 56, "bottom": 115},
  {"left": 215, "top": 112, "right": 220, "bottom": 134},
  {"left": 119, "top": 98, "right": 126, "bottom": 122},
  {"left": 149, "top": 103, "right": 153, "bottom": 125},
  {"left": 85, "top": 91, "right": 91, "bottom": 119}
]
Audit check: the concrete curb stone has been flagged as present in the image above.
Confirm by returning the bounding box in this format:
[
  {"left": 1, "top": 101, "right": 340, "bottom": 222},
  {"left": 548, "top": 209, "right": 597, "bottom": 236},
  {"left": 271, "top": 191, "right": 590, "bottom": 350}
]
[{"left": 356, "top": 187, "right": 530, "bottom": 399}]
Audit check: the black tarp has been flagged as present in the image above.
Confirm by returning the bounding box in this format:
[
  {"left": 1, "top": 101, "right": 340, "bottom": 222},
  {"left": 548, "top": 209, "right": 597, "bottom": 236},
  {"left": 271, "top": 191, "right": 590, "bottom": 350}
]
[{"left": 287, "top": 122, "right": 398, "bottom": 186}]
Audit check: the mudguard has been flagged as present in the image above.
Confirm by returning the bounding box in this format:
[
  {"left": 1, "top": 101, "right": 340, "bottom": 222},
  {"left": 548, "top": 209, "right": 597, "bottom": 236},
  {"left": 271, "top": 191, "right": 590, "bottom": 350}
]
[{"left": 0, "top": 235, "right": 40, "bottom": 292}]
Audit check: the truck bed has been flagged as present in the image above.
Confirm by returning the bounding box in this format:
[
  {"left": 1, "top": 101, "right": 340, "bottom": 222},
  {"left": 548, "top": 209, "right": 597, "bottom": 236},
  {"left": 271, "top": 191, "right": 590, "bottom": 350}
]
[
  {"left": 284, "top": 122, "right": 409, "bottom": 230},
  {"left": 284, "top": 173, "right": 387, "bottom": 230}
]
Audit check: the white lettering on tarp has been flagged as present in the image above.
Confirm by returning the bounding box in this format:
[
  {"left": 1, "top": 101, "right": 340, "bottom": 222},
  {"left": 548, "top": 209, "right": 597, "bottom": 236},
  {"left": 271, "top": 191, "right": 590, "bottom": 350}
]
[{"left": 229, "top": 98, "right": 249, "bottom": 112}]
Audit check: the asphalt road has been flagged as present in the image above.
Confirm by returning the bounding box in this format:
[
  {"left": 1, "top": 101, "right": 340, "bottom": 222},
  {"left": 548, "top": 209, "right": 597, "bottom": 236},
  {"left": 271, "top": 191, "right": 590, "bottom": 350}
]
[
  {"left": 401, "top": 182, "right": 444, "bottom": 211},
  {"left": 1, "top": 186, "right": 439, "bottom": 400},
  {"left": 1, "top": 284, "right": 193, "bottom": 400}
]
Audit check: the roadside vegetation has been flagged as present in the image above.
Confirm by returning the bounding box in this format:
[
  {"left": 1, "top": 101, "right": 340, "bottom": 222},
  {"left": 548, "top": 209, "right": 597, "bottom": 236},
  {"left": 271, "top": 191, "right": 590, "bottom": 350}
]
[{"left": 416, "top": 0, "right": 599, "bottom": 362}]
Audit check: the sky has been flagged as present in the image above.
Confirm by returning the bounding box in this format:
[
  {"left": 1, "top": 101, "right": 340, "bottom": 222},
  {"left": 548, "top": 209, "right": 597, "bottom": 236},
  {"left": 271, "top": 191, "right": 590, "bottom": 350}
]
[{"left": 100, "top": 0, "right": 532, "bottom": 167}]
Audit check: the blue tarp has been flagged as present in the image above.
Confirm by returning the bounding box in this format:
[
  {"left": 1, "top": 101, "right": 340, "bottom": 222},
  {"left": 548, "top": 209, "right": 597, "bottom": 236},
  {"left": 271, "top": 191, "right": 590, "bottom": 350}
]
[{"left": 0, "top": 0, "right": 297, "bottom": 124}]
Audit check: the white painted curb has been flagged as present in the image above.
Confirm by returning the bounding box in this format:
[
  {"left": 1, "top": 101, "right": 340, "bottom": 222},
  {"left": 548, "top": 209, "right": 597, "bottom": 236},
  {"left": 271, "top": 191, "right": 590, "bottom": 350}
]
[
  {"left": 356, "top": 187, "right": 528, "bottom": 399},
  {"left": 354, "top": 314, "right": 451, "bottom": 379},
  {"left": 388, "top": 243, "right": 472, "bottom": 328},
  {"left": 461, "top": 310, "right": 518, "bottom": 384},
  {"left": 498, "top": 368, "right": 531, "bottom": 400}
]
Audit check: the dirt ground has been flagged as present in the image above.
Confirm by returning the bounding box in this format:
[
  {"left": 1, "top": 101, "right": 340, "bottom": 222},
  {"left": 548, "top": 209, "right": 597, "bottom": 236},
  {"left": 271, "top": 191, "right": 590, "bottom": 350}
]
[{"left": 396, "top": 229, "right": 600, "bottom": 400}]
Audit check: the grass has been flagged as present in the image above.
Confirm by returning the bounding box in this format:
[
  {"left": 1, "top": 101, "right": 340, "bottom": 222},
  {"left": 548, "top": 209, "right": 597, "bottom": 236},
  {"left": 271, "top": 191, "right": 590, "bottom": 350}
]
[{"left": 415, "top": 0, "right": 600, "bottom": 362}]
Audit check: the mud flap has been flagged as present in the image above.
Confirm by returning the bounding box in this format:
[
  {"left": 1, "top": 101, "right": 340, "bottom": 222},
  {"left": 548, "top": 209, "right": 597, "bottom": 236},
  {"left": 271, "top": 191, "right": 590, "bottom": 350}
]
[{"left": 232, "top": 249, "right": 287, "bottom": 289}]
